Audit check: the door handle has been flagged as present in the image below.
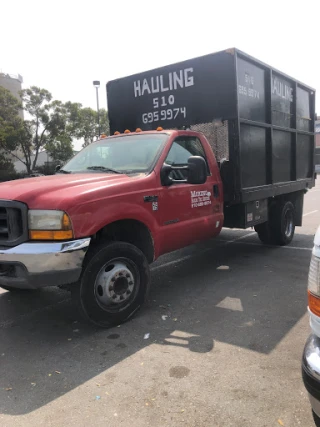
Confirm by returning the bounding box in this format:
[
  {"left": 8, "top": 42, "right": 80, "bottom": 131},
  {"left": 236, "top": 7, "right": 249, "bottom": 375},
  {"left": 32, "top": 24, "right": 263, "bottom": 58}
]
[{"left": 213, "top": 185, "right": 219, "bottom": 198}]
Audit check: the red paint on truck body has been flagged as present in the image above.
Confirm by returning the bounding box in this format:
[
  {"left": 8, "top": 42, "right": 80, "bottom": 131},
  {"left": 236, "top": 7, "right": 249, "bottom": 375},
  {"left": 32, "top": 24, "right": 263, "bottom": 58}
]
[{"left": 0, "top": 130, "right": 224, "bottom": 260}]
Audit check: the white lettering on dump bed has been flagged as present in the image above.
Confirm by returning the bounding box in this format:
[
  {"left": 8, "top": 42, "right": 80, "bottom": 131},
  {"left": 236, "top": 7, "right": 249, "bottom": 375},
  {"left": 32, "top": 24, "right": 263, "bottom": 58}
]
[
  {"left": 238, "top": 71, "right": 260, "bottom": 100},
  {"left": 272, "top": 77, "right": 293, "bottom": 102},
  {"left": 134, "top": 68, "right": 194, "bottom": 98}
]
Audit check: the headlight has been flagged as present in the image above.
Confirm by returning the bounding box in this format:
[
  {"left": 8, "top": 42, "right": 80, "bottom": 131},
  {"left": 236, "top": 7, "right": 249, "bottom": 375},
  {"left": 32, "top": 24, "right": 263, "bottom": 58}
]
[
  {"left": 308, "top": 249, "right": 320, "bottom": 317},
  {"left": 28, "top": 210, "right": 74, "bottom": 240}
]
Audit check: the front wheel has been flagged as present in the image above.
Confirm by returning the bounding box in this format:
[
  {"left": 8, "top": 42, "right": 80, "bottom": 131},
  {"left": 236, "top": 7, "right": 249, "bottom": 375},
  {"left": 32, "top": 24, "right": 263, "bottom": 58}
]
[{"left": 72, "top": 241, "right": 150, "bottom": 328}]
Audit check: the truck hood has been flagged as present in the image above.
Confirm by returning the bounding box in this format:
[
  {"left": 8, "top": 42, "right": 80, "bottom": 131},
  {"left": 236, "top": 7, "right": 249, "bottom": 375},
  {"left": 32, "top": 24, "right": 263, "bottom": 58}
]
[{"left": 0, "top": 173, "right": 141, "bottom": 209}]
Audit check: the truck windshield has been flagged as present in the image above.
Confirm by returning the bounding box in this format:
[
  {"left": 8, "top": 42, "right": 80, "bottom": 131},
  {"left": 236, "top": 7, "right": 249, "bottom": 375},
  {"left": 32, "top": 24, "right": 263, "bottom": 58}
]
[{"left": 62, "top": 134, "right": 168, "bottom": 174}]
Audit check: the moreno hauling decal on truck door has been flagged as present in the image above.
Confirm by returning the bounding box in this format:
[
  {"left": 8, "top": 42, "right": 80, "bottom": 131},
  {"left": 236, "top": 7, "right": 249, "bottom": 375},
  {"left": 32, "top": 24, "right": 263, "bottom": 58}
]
[{"left": 191, "top": 190, "right": 212, "bottom": 208}]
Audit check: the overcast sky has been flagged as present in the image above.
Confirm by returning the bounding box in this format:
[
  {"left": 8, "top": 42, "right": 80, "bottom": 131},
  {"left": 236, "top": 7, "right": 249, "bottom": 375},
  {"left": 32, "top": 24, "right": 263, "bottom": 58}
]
[{"left": 2, "top": 0, "right": 320, "bottom": 121}]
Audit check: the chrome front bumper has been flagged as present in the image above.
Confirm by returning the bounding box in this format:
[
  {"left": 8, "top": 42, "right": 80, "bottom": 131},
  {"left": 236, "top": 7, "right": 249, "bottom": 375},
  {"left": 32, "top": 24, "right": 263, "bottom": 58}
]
[
  {"left": 0, "top": 238, "right": 90, "bottom": 289},
  {"left": 302, "top": 334, "right": 320, "bottom": 418}
]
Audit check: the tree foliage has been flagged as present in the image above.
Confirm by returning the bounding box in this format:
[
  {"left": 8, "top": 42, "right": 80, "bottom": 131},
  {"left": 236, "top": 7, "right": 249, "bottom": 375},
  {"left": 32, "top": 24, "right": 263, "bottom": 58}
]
[
  {"left": 0, "top": 87, "right": 25, "bottom": 180},
  {"left": 46, "top": 134, "right": 74, "bottom": 164},
  {"left": 20, "top": 87, "right": 69, "bottom": 172},
  {"left": 0, "top": 84, "right": 110, "bottom": 176},
  {"left": 73, "top": 107, "right": 109, "bottom": 147},
  {"left": 0, "top": 152, "right": 17, "bottom": 182},
  {"left": 0, "top": 86, "right": 24, "bottom": 170},
  {"left": 0, "top": 86, "right": 22, "bottom": 125}
]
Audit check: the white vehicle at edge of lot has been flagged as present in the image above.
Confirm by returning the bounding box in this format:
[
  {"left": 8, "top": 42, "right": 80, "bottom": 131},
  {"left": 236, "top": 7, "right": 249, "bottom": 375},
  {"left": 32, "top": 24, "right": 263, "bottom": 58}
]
[{"left": 302, "top": 226, "right": 320, "bottom": 426}]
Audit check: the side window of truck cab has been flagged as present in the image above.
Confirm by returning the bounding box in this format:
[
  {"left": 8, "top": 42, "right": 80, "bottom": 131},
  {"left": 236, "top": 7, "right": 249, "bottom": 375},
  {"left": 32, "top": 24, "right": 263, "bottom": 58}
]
[{"left": 165, "top": 136, "right": 210, "bottom": 180}]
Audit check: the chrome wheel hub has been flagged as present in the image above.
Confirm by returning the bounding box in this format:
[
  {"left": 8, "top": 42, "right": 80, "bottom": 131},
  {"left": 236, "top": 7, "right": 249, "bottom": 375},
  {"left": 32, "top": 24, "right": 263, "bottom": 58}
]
[{"left": 95, "top": 261, "right": 135, "bottom": 306}]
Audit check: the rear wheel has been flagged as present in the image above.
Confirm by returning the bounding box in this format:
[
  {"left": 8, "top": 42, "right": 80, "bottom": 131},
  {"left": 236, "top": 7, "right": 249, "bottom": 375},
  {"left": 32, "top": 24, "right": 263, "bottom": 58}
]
[
  {"left": 255, "top": 200, "right": 295, "bottom": 246},
  {"left": 72, "top": 241, "right": 150, "bottom": 328},
  {"left": 254, "top": 222, "right": 272, "bottom": 245}
]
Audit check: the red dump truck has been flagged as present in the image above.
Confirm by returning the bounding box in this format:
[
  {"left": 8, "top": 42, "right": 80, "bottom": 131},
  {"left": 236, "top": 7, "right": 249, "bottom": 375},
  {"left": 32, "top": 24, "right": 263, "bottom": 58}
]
[{"left": 0, "top": 48, "right": 316, "bottom": 327}]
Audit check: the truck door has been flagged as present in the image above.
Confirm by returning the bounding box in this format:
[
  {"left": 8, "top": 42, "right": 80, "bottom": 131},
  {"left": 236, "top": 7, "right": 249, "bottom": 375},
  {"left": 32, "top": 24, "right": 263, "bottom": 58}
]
[{"left": 159, "top": 135, "right": 222, "bottom": 254}]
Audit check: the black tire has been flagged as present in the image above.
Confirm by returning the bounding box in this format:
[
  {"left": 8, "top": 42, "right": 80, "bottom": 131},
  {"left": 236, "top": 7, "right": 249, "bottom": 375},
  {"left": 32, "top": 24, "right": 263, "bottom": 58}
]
[
  {"left": 254, "top": 222, "right": 272, "bottom": 245},
  {"left": 313, "top": 410, "right": 320, "bottom": 427},
  {"left": 255, "top": 200, "right": 295, "bottom": 246},
  {"left": 72, "top": 241, "right": 150, "bottom": 328},
  {"left": 270, "top": 200, "right": 295, "bottom": 246}
]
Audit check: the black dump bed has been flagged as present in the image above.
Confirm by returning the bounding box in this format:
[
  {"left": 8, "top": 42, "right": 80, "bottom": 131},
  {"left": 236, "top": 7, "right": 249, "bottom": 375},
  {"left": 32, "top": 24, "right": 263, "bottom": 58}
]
[{"left": 107, "top": 48, "right": 316, "bottom": 204}]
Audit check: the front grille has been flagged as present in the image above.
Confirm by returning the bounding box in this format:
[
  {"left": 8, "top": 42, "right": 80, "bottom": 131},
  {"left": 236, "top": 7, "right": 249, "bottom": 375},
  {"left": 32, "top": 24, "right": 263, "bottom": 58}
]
[
  {"left": 0, "top": 200, "right": 28, "bottom": 247},
  {"left": 0, "top": 207, "right": 8, "bottom": 240}
]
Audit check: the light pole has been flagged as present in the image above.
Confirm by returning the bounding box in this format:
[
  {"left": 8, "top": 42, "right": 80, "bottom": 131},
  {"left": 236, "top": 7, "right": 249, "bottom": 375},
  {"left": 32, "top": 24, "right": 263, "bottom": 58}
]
[{"left": 93, "top": 80, "right": 100, "bottom": 138}]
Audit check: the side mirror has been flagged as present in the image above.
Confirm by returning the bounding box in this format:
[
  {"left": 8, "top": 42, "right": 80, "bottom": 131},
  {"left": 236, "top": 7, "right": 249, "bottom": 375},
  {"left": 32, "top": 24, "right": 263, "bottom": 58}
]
[
  {"left": 161, "top": 156, "right": 207, "bottom": 186},
  {"left": 55, "top": 165, "right": 61, "bottom": 172},
  {"left": 187, "top": 156, "right": 207, "bottom": 184},
  {"left": 160, "top": 163, "right": 173, "bottom": 186}
]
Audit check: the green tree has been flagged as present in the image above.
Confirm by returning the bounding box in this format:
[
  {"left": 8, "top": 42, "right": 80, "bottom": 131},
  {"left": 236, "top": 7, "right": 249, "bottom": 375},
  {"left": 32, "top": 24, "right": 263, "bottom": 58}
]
[
  {"left": 46, "top": 134, "right": 74, "bottom": 165},
  {"left": 71, "top": 107, "right": 109, "bottom": 147},
  {"left": 0, "top": 153, "right": 17, "bottom": 182},
  {"left": 99, "top": 109, "right": 110, "bottom": 137},
  {"left": 0, "top": 86, "right": 24, "bottom": 171},
  {"left": 0, "top": 85, "right": 22, "bottom": 121},
  {"left": 63, "top": 101, "right": 83, "bottom": 137},
  {"left": 76, "top": 107, "right": 97, "bottom": 147},
  {"left": 20, "top": 87, "right": 69, "bottom": 172},
  {"left": 1, "top": 85, "right": 110, "bottom": 175},
  {"left": 5, "top": 121, "right": 34, "bottom": 173}
]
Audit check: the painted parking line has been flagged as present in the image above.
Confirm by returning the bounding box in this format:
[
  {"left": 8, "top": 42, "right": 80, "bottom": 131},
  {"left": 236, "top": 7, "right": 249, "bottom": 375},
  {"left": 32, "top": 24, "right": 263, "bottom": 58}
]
[
  {"left": 303, "top": 210, "right": 318, "bottom": 217},
  {"left": 231, "top": 240, "right": 312, "bottom": 251},
  {"left": 152, "top": 232, "right": 312, "bottom": 272},
  {"left": 224, "top": 231, "right": 256, "bottom": 244}
]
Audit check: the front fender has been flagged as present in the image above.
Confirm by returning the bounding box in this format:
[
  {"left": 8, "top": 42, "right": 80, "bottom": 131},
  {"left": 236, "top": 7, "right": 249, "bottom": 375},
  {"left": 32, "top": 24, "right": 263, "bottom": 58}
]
[{"left": 70, "top": 199, "right": 160, "bottom": 243}]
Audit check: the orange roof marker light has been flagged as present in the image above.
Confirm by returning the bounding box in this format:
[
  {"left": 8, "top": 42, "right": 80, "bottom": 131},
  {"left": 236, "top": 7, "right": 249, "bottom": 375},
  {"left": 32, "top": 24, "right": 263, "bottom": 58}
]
[
  {"left": 156, "top": 127, "right": 163, "bottom": 131},
  {"left": 100, "top": 134, "right": 107, "bottom": 139},
  {"left": 135, "top": 128, "right": 142, "bottom": 132},
  {"left": 124, "top": 129, "right": 131, "bottom": 133},
  {"left": 114, "top": 131, "right": 120, "bottom": 135}
]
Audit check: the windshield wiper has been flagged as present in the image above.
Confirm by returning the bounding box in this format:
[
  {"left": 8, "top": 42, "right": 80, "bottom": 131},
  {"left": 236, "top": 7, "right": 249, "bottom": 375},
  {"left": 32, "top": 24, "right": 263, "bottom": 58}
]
[
  {"left": 57, "top": 169, "right": 71, "bottom": 174},
  {"left": 87, "top": 166, "right": 122, "bottom": 174}
]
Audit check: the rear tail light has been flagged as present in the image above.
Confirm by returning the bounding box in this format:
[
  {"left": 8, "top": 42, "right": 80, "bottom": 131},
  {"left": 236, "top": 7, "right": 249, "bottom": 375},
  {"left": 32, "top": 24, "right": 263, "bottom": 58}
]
[{"left": 308, "top": 251, "right": 320, "bottom": 316}]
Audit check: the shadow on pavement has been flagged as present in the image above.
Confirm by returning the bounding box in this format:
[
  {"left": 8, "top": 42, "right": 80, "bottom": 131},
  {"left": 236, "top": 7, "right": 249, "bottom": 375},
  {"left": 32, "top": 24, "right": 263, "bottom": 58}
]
[{"left": 0, "top": 231, "right": 313, "bottom": 415}]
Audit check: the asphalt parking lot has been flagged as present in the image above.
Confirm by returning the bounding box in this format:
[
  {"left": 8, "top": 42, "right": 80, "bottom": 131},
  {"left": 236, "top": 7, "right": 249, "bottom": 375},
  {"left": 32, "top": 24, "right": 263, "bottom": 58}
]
[{"left": 1, "top": 180, "right": 320, "bottom": 427}]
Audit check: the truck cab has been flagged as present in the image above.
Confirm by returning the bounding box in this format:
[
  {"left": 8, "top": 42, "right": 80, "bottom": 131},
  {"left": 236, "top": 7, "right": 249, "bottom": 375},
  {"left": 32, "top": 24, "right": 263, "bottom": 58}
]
[{"left": 0, "top": 129, "right": 223, "bottom": 326}]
